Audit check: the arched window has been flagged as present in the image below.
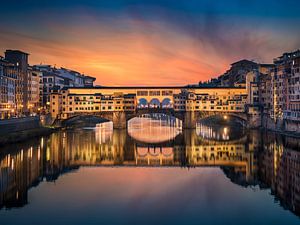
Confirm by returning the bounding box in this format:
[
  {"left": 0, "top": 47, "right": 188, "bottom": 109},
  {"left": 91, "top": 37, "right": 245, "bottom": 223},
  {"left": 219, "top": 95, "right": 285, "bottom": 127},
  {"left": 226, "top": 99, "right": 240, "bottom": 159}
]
[
  {"left": 161, "top": 98, "right": 172, "bottom": 108},
  {"left": 138, "top": 98, "right": 148, "bottom": 108},
  {"left": 149, "top": 98, "right": 160, "bottom": 108}
]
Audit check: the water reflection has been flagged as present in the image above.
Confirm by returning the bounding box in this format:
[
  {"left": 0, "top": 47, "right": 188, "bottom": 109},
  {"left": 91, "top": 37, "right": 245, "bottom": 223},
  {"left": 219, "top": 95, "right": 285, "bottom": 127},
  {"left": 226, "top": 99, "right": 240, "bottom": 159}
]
[
  {"left": 128, "top": 114, "right": 182, "bottom": 143},
  {"left": 0, "top": 118, "right": 299, "bottom": 219},
  {"left": 196, "top": 122, "right": 245, "bottom": 141}
]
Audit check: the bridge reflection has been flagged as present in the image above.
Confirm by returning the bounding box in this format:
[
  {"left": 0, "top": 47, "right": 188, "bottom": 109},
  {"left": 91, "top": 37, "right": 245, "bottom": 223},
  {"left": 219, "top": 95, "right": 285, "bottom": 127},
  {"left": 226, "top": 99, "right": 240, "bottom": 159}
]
[{"left": 0, "top": 127, "right": 299, "bottom": 216}]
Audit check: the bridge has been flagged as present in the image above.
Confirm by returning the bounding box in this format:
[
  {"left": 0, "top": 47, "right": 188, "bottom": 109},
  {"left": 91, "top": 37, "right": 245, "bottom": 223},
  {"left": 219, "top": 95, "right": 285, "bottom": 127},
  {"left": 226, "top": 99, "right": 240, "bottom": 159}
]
[{"left": 50, "top": 86, "right": 261, "bottom": 128}]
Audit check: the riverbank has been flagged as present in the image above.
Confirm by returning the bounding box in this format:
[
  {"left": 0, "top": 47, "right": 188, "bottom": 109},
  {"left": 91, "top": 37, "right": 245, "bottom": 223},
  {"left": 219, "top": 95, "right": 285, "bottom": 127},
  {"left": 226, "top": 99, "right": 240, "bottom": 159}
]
[
  {"left": 262, "top": 127, "right": 300, "bottom": 139},
  {"left": 0, "top": 127, "right": 57, "bottom": 146}
]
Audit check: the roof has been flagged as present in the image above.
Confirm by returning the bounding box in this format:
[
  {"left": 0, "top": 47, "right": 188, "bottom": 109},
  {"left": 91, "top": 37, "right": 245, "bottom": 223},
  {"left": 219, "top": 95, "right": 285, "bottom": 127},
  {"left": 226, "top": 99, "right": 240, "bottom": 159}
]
[
  {"left": 5, "top": 49, "right": 29, "bottom": 55},
  {"left": 84, "top": 76, "right": 96, "bottom": 80},
  {"left": 231, "top": 59, "right": 257, "bottom": 66},
  {"left": 259, "top": 64, "right": 274, "bottom": 67}
]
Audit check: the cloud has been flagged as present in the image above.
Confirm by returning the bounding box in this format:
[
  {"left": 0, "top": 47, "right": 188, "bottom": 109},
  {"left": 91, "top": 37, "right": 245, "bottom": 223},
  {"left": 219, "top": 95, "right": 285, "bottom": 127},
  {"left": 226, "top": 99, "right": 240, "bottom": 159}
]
[{"left": 0, "top": 2, "right": 299, "bottom": 85}]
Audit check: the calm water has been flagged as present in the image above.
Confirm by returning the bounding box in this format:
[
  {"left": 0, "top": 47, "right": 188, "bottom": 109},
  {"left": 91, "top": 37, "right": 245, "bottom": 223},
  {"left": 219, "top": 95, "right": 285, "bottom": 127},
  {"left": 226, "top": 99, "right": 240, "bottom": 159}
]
[{"left": 0, "top": 115, "right": 300, "bottom": 225}]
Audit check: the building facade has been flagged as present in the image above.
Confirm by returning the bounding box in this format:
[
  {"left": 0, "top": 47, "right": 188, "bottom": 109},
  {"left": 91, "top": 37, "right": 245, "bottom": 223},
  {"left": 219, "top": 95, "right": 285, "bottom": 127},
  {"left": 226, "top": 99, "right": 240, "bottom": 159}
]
[
  {"left": 0, "top": 57, "right": 18, "bottom": 119},
  {"left": 50, "top": 87, "right": 248, "bottom": 121},
  {"left": 28, "top": 67, "right": 42, "bottom": 114},
  {"left": 5, "top": 50, "right": 30, "bottom": 114},
  {"left": 244, "top": 50, "right": 300, "bottom": 132},
  {"left": 33, "top": 65, "right": 96, "bottom": 111}
]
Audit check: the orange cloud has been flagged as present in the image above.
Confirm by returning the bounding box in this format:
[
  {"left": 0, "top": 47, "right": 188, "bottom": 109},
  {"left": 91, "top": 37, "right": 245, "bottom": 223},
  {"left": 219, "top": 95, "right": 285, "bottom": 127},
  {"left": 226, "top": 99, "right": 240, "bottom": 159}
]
[{"left": 0, "top": 15, "right": 294, "bottom": 86}]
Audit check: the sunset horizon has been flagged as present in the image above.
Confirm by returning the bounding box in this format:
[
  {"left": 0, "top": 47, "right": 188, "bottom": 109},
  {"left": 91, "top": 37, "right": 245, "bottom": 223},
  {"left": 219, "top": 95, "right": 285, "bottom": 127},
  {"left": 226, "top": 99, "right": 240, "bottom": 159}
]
[{"left": 1, "top": 0, "right": 299, "bottom": 86}]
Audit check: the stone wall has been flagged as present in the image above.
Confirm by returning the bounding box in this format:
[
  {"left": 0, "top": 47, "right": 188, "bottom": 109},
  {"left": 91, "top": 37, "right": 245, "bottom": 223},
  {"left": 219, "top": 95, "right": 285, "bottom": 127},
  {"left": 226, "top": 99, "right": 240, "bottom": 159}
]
[
  {"left": 0, "top": 117, "right": 41, "bottom": 134},
  {"left": 260, "top": 114, "right": 299, "bottom": 133},
  {"left": 284, "top": 120, "right": 300, "bottom": 133},
  {"left": 247, "top": 114, "right": 262, "bottom": 129}
]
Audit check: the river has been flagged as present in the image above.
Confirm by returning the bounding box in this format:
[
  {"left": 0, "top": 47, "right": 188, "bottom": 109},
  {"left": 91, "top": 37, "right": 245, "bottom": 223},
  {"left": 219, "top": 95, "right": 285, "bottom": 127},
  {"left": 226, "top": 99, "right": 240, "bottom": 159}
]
[{"left": 0, "top": 114, "right": 299, "bottom": 225}]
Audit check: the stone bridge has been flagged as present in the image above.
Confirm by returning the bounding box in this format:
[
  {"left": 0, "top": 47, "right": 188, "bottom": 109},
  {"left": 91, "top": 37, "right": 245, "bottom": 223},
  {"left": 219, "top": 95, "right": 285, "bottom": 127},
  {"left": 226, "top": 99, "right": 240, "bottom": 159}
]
[
  {"left": 51, "top": 86, "right": 260, "bottom": 129},
  {"left": 60, "top": 109, "right": 249, "bottom": 129}
]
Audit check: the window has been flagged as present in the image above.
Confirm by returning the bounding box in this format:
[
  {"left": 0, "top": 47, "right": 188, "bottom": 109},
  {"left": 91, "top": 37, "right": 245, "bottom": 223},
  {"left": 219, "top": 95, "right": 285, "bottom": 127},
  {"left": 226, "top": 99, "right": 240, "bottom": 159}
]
[
  {"left": 137, "top": 91, "right": 148, "bottom": 96},
  {"left": 149, "top": 91, "right": 160, "bottom": 96},
  {"left": 162, "top": 90, "right": 173, "bottom": 96}
]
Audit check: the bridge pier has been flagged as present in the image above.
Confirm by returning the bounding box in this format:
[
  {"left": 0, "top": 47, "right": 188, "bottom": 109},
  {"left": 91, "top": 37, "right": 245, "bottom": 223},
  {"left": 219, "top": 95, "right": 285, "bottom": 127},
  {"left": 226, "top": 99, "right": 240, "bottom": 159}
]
[
  {"left": 182, "top": 111, "right": 197, "bottom": 129},
  {"left": 112, "top": 111, "right": 127, "bottom": 129}
]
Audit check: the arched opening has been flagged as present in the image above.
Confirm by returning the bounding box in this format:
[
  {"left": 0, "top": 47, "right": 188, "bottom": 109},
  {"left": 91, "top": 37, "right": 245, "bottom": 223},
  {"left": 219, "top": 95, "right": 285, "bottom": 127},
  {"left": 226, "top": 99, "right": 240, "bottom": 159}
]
[
  {"left": 127, "top": 113, "right": 182, "bottom": 143},
  {"left": 138, "top": 98, "right": 148, "bottom": 109},
  {"left": 196, "top": 114, "right": 246, "bottom": 141},
  {"left": 161, "top": 98, "right": 173, "bottom": 109},
  {"left": 62, "top": 115, "right": 111, "bottom": 128},
  {"left": 149, "top": 98, "right": 160, "bottom": 108}
]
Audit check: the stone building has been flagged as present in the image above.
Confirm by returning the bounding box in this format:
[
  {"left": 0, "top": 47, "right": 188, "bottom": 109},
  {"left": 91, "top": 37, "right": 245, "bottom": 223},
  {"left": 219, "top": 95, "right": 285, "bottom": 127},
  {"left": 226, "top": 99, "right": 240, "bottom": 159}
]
[
  {"left": 273, "top": 50, "right": 300, "bottom": 131},
  {"left": 213, "top": 59, "right": 258, "bottom": 87},
  {"left": 0, "top": 57, "right": 18, "bottom": 118},
  {"left": 33, "top": 65, "right": 96, "bottom": 110},
  {"left": 28, "top": 67, "right": 43, "bottom": 114},
  {"left": 4, "top": 50, "right": 29, "bottom": 114}
]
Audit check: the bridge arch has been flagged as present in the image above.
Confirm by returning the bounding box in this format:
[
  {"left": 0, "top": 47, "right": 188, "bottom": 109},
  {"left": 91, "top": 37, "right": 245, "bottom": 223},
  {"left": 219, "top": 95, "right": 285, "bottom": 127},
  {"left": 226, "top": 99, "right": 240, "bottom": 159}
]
[
  {"left": 161, "top": 98, "right": 172, "bottom": 109},
  {"left": 149, "top": 98, "right": 160, "bottom": 108},
  {"left": 196, "top": 111, "right": 248, "bottom": 127},
  {"left": 61, "top": 114, "right": 113, "bottom": 127}
]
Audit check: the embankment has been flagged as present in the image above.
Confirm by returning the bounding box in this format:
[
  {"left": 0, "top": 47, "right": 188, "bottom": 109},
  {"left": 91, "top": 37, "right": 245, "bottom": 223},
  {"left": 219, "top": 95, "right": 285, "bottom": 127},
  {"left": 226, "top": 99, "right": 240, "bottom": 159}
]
[{"left": 0, "top": 117, "right": 56, "bottom": 145}]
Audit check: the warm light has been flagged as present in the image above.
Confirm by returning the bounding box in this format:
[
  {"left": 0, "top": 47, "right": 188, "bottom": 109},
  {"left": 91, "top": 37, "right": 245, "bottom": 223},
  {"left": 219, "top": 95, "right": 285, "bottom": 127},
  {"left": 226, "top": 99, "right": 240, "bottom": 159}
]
[
  {"left": 223, "top": 127, "right": 228, "bottom": 135},
  {"left": 224, "top": 115, "right": 228, "bottom": 120}
]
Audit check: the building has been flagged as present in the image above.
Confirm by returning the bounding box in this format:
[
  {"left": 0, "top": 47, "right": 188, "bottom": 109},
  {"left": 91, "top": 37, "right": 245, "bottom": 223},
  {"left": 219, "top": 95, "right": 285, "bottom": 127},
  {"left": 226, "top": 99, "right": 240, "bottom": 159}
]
[
  {"left": 50, "top": 87, "right": 248, "bottom": 120},
  {"left": 280, "top": 51, "right": 300, "bottom": 122},
  {"left": 5, "top": 50, "right": 29, "bottom": 114},
  {"left": 28, "top": 67, "right": 42, "bottom": 114},
  {"left": 83, "top": 76, "right": 96, "bottom": 87},
  {"left": 0, "top": 57, "right": 18, "bottom": 118},
  {"left": 209, "top": 60, "right": 258, "bottom": 87},
  {"left": 266, "top": 50, "right": 300, "bottom": 131},
  {"left": 246, "top": 64, "right": 274, "bottom": 106},
  {"left": 244, "top": 49, "right": 300, "bottom": 132},
  {"left": 33, "top": 65, "right": 96, "bottom": 110}
]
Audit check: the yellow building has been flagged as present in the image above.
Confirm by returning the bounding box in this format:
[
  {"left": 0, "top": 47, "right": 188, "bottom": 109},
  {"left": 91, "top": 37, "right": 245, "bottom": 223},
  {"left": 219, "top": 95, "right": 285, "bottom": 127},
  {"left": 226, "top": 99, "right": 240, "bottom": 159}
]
[{"left": 50, "top": 86, "right": 248, "bottom": 119}]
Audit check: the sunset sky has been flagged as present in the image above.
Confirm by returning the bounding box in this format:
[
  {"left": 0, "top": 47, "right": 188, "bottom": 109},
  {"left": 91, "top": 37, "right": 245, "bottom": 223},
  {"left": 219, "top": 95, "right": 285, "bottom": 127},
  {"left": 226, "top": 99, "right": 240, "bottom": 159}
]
[{"left": 0, "top": 0, "right": 299, "bottom": 86}]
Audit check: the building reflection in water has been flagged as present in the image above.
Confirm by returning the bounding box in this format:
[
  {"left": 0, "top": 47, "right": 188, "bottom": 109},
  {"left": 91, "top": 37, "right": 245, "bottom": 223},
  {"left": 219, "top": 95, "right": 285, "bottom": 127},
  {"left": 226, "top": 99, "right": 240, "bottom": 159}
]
[{"left": 0, "top": 117, "right": 299, "bottom": 216}]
